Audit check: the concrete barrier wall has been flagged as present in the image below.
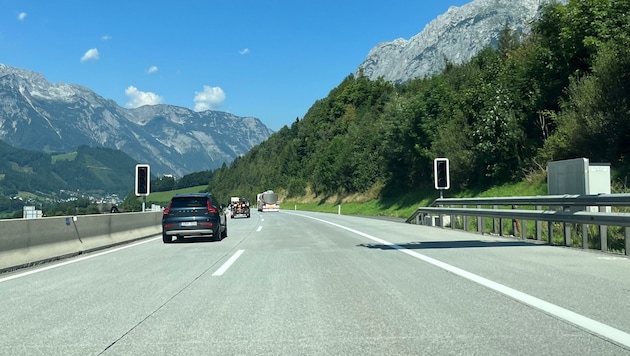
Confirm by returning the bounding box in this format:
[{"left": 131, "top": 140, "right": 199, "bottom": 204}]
[{"left": 0, "top": 211, "right": 162, "bottom": 272}]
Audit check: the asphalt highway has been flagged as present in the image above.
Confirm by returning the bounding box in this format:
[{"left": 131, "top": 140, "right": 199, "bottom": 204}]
[{"left": 1, "top": 210, "right": 630, "bottom": 355}]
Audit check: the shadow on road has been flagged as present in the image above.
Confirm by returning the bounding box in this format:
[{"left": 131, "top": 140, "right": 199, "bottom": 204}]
[
  {"left": 358, "top": 239, "right": 545, "bottom": 250},
  {"left": 172, "top": 237, "right": 221, "bottom": 243}
]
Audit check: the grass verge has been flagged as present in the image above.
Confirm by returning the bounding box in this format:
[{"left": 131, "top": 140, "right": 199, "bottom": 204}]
[{"left": 283, "top": 175, "right": 548, "bottom": 220}]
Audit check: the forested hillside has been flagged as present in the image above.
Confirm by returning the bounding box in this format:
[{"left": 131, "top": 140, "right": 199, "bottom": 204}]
[
  {"left": 0, "top": 143, "right": 138, "bottom": 198},
  {"left": 210, "top": 0, "right": 629, "bottom": 203}
]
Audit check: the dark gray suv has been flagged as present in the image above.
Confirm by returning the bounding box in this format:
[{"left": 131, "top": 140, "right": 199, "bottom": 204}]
[{"left": 162, "top": 193, "right": 227, "bottom": 243}]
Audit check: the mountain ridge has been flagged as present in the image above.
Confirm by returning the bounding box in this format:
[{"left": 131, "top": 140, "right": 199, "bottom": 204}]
[
  {"left": 0, "top": 63, "right": 274, "bottom": 177},
  {"left": 356, "top": 0, "right": 566, "bottom": 83}
]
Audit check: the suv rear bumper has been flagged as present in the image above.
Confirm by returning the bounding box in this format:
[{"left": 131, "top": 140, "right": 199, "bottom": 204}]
[{"left": 164, "top": 228, "right": 215, "bottom": 236}]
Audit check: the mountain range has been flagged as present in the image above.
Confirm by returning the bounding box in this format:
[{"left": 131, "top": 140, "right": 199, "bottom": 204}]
[{"left": 0, "top": 63, "right": 274, "bottom": 177}]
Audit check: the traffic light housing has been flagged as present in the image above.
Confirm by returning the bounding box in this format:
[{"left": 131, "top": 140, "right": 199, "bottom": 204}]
[
  {"left": 434, "top": 158, "right": 450, "bottom": 190},
  {"left": 135, "top": 164, "right": 150, "bottom": 196}
]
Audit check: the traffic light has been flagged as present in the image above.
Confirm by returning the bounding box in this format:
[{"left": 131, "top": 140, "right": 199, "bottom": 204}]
[
  {"left": 434, "top": 158, "right": 450, "bottom": 190},
  {"left": 135, "top": 164, "right": 150, "bottom": 196}
]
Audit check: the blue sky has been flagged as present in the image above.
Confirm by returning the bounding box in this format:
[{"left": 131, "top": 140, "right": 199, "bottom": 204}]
[{"left": 1, "top": 0, "right": 471, "bottom": 131}]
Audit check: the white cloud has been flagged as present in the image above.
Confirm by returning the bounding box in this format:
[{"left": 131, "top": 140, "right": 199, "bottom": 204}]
[
  {"left": 18, "top": 12, "right": 27, "bottom": 21},
  {"left": 194, "top": 85, "right": 225, "bottom": 111},
  {"left": 102, "top": 35, "right": 112, "bottom": 41},
  {"left": 147, "top": 66, "right": 158, "bottom": 74},
  {"left": 80, "top": 48, "right": 99, "bottom": 63},
  {"left": 125, "top": 86, "right": 164, "bottom": 108},
  {"left": 239, "top": 48, "right": 250, "bottom": 55}
]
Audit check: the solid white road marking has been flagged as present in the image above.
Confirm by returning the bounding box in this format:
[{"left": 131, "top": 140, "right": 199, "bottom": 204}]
[
  {"left": 257, "top": 226, "right": 263, "bottom": 232},
  {"left": 212, "top": 249, "right": 244, "bottom": 276},
  {"left": 293, "top": 213, "right": 630, "bottom": 349},
  {"left": 0, "top": 236, "right": 159, "bottom": 283}
]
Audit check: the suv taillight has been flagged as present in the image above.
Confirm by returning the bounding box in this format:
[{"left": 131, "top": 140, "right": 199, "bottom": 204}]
[{"left": 206, "top": 200, "right": 217, "bottom": 213}]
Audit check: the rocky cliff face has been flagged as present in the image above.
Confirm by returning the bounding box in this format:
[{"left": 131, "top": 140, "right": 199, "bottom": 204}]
[
  {"left": 0, "top": 64, "right": 273, "bottom": 176},
  {"left": 356, "top": 0, "right": 565, "bottom": 83}
]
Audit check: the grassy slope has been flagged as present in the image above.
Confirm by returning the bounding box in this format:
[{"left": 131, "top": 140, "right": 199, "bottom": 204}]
[
  {"left": 51, "top": 152, "right": 77, "bottom": 163},
  {"left": 283, "top": 173, "right": 548, "bottom": 219}
]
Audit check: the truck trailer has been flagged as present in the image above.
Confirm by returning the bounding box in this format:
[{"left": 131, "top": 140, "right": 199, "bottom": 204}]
[{"left": 257, "top": 190, "right": 279, "bottom": 212}]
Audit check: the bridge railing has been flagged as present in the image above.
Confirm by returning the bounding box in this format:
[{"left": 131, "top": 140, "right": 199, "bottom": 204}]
[{"left": 406, "top": 194, "right": 630, "bottom": 256}]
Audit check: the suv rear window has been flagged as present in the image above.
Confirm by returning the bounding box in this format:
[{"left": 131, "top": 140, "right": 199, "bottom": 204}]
[{"left": 170, "top": 197, "right": 209, "bottom": 208}]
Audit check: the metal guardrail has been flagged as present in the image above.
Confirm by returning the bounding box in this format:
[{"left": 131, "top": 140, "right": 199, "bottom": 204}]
[{"left": 406, "top": 194, "right": 630, "bottom": 256}]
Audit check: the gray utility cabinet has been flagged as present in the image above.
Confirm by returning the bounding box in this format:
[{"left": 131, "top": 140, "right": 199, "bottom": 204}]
[{"left": 547, "top": 157, "right": 611, "bottom": 212}]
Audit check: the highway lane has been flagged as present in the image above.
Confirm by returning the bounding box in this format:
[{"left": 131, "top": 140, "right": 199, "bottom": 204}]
[{"left": 1, "top": 211, "right": 629, "bottom": 355}]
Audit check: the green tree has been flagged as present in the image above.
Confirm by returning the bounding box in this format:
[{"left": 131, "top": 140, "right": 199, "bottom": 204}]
[
  {"left": 152, "top": 176, "right": 176, "bottom": 192},
  {"left": 121, "top": 192, "right": 143, "bottom": 212}
]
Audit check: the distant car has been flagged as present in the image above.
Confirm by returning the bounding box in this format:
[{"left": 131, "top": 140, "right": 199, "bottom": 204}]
[{"left": 162, "top": 193, "right": 227, "bottom": 243}]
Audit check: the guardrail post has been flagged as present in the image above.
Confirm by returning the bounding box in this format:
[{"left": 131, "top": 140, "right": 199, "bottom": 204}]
[
  {"left": 582, "top": 223, "right": 589, "bottom": 249},
  {"left": 493, "top": 205, "right": 498, "bottom": 235},
  {"left": 521, "top": 218, "right": 527, "bottom": 240},
  {"left": 548, "top": 221, "right": 554, "bottom": 245},
  {"left": 438, "top": 204, "right": 446, "bottom": 229},
  {"left": 599, "top": 206, "right": 608, "bottom": 252},
  {"left": 450, "top": 205, "right": 454, "bottom": 230},
  {"left": 463, "top": 205, "right": 468, "bottom": 232},
  {"left": 625, "top": 227, "right": 629, "bottom": 256},
  {"left": 536, "top": 205, "right": 542, "bottom": 241},
  {"left": 511, "top": 205, "right": 518, "bottom": 238},
  {"left": 477, "top": 205, "right": 483, "bottom": 235},
  {"left": 563, "top": 206, "right": 572, "bottom": 247}
]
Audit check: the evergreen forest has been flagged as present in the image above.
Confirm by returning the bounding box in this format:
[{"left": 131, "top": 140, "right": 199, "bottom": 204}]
[{"left": 204, "top": 0, "right": 630, "bottom": 206}]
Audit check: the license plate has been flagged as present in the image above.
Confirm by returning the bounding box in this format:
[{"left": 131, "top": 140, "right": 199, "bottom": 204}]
[{"left": 180, "top": 221, "right": 197, "bottom": 227}]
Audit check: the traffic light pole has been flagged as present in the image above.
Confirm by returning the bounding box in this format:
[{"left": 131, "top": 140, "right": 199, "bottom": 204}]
[
  {"left": 135, "top": 164, "right": 151, "bottom": 212},
  {"left": 434, "top": 158, "right": 449, "bottom": 199}
]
